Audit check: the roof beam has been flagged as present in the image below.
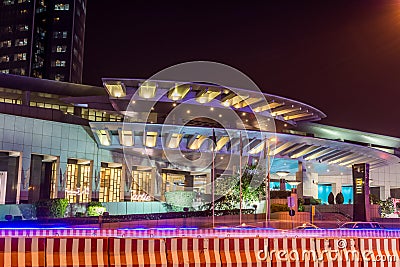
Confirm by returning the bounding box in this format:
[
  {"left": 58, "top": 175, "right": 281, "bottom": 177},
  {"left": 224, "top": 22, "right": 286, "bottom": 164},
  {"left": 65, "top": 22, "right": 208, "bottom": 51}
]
[
  {"left": 271, "top": 107, "right": 301, "bottom": 116},
  {"left": 290, "top": 145, "right": 321, "bottom": 159},
  {"left": 280, "top": 143, "right": 307, "bottom": 156},
  {"left": 270, "top": 142, "right": 294, "bottom": 156},
  {"left": 284, "top": 112, "right": 314, "bottom": 121}
]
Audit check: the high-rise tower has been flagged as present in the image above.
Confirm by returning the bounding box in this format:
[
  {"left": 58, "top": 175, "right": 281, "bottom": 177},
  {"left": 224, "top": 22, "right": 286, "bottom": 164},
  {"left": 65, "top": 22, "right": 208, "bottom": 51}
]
[{"left": 0, "top": 0, "right": 86, "bottom": 83}]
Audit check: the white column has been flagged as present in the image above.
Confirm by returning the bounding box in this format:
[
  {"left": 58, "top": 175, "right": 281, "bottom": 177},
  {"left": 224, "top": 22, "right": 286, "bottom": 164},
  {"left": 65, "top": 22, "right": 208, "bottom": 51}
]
[
  {"left": 303, "top": 172, "right": 318, "bottom": 199},
  {"left": 380, "top": 185, "right": 391, "bottom": 200}
]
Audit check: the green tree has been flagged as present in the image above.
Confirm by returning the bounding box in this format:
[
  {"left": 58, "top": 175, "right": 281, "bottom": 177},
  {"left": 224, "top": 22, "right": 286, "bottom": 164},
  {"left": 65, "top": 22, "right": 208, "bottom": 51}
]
[
  {"left": 335, "top": 192, "right": 344, "bottom": 204},
  {"left": 211, "top": 165, "right": 265, "bottom": 210},
  {"left": 328, "top": 192, "right": 335, "bottom": 205}
]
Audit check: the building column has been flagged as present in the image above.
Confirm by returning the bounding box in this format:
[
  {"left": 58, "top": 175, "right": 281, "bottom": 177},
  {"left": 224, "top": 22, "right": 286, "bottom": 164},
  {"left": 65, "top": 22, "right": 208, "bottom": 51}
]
[
  {"left": 19, "top": 151, "right": 31, "bottom": 203},
  {"left": 296, "top": 162, "right": 304, "bottom": 198},
  {"left": 331, "top": 180, "right": 343, "bottom": 197},
  {"left": 184, "top": 174, "right": 193, "bottom": 191},
  {"left": 279, "top": 179, "right": 286, "bottom": 191},
  {"left": 58, "top": 157, "right": 67, "bottom": 199},
  {"left": 380, "top": 185, "right": 391, "bottom": 201},
  {"left": 22, "top": 91, "right": 30, "bottom": 106}
]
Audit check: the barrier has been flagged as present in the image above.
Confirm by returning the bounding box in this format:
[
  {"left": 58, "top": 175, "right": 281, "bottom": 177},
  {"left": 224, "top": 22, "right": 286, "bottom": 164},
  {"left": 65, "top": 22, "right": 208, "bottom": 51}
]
[
  {"left": 219, "top": 238, "right": 268, "bottom": 266},
  {"left": 46, "top": 237, "right": 108, "bottom": 267},
  {"left": 359, "top": 238, "right": 400, "bottom": 267},
  {"left": 166, "top": 238, "right": 221, "bottom": 267},
  {"left": 2, "top": 234, "right": 400, "bottom": 267},
  {"left": 315, "top": 238, "right": 361, "bottom": 267},
  {"left": 268, "top": 238, "right": 316, "bottom": 267},
  {"left": 0, "top": 237, "right": 45, "bottom": 267},
  {"left": 0, "top": 228, "right": 118, "bottom": 238},
  {"left": 109, "top": 238, "right": 167, "bottom": 267}
]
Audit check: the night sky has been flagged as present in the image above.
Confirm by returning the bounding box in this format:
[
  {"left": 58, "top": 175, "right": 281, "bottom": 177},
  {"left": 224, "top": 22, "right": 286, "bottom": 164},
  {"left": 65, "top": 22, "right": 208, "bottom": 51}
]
[{"left": 83, "top": 1, "right": 400, "bottom": 137}]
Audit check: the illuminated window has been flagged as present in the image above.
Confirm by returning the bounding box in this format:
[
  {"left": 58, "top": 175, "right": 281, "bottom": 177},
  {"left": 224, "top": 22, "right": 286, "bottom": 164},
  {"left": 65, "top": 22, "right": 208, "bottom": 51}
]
[
  {"left": 36, "top": 6, "right": 45, "bottom": 13},
  {"left": 0, "top": 26, "right": 13, "bottom": 34},
  {"left": 20, "top": 9, "right": 28, "bottom": 14},
  {"left": 65, "top": 160, "right": 91, "bottom": 203},
  {"left": 53, "top": 31, "right": 67, "bottom": 39},
  {"left": 99, "top": 164, "right": 121, "bottom": 202},
  {"left": 18, "top": 0, "right": 29, "bottom": 3},
  {"left": 17, "top": 24, "right": 28, "bottom": 31},
  {"left": 50, "top": 161, "right": 58, "bottom": 199},
  {"left": 52, "top": 60, "right": 66, "bottom": 67},
  {"left": 0, "top": 40, "right": 11, "bottom": 48},
  {"left": 14, "top": 53, "right": 26, "bottom": 61},
  {"left": 15, "top": 38, "right": 27, "bottom": 46},
  {"left": 131, "top": 168, "right": 152, "bottom": 201},
  {"left": 0, "top": 69, "right": 9, "bottom": 74},
  {"left": 54, "top": 3, "right": 69, "bottom": 10},
  {"left": 53, "top": 45, "right": 67, "bottom": 52},
  {"left": 3, "top": 0, "right": 14, "bottom": 5},
  {"left": 0, "top": 56, "right": 10, "bottom": 63}
]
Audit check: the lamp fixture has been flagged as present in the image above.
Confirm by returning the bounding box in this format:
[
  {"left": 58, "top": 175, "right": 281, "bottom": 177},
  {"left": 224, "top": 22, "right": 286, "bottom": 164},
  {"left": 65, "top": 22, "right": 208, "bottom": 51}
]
[
  {"left": 168, "top": 84, "right": 190, "bottom": 101},
  {"left": 286, "top": 180, "right": 302, "bottom": 187},
  {"left": 196, "top": 88, "right": 220, "bottom": 103},
  {"left": 138, "top": 82, "right": 157, "bottom": 99},
  {"left": 104, "top": 81, "right": 126, "bottom": 98},
  {"left": 276, "top": 171, "right": 290, "bottom": 177}
]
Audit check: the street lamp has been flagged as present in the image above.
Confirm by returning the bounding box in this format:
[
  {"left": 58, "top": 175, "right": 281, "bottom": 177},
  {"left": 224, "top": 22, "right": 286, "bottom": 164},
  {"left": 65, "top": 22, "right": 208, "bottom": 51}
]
[{"left": 264, "top": 136, "right": 277, "bottom": 227}]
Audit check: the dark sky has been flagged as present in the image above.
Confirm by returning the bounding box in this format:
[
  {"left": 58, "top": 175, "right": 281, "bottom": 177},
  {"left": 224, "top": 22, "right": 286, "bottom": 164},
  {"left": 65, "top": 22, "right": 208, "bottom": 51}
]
[{"left": 83, "top": 1, "right": 400, "bottom": 137}]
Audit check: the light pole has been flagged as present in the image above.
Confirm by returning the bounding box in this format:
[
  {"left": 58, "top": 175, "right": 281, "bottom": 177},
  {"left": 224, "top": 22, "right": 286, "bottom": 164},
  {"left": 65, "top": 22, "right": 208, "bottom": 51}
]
[{"left": 264, "top": 136, "right": 277, "bottom": 228}]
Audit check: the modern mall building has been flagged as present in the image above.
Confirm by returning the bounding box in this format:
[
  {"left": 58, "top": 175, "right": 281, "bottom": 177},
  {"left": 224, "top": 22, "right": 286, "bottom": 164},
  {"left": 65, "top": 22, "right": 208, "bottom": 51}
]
[{"left": 0, "top": 73, "right": 399, "bottom": 210}]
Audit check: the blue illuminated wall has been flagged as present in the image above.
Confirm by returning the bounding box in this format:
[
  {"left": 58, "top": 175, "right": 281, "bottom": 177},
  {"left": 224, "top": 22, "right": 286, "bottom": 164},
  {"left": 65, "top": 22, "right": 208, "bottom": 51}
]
[
  {"left": 342, "top": 186, "right": 353, "bottom": 204},
  {"left": 270, "top": 181, "right": 291, "bottom": 191},
  {"left": 318, "top": 184, "right": 332, "bottom": 204}
]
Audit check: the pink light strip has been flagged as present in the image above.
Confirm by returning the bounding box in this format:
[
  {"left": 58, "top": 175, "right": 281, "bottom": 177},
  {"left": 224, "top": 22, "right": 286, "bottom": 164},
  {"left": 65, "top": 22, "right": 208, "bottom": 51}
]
[{"left": 0, "top": 228, "right": 399, "bottom": 238}]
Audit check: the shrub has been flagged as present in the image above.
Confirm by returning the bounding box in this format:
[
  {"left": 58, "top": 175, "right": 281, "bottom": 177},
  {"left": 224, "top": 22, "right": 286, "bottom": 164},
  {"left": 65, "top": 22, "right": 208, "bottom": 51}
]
[
  {"left": 298, "top": 198, "right": 305, "bottom": 212},
  {"left": 165, "top": 191, "right": 196, "bottom": 211},
  {"left": 335, "top": 192, "right": 344, "bottom": 204},
  {"left": 35, "top": 198, "right": 68, "bottom": 218},
  {"left": 370, "top": 194, "right": 379, "bottom": 204},
  {"left": 328, "top": 192, "right": 335, "bottom": 205},
  {"left": 87, "top": 201, "right": 106, "bottom": 216}
]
